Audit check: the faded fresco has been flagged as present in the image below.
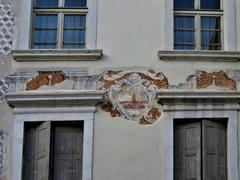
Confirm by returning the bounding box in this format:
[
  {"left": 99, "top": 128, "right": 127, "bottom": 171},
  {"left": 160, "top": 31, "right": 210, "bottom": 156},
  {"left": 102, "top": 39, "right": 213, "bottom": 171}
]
[{"left": 97, "top": 70, "right": 168, "bottom": 124}]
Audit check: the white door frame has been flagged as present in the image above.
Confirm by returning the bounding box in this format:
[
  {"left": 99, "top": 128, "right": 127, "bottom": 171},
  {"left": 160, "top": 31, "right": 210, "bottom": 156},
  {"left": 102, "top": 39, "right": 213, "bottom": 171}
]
[
  {"left": 157, "top": 90, "right": 240, "bottom": 180},
  {"left": 6, "top": 90, "right": 103, "bottom": 180}
]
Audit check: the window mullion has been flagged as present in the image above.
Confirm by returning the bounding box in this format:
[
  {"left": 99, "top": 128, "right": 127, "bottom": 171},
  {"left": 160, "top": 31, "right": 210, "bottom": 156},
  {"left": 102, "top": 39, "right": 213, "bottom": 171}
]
[
  {"left": 57, "top": 13, "right": 64, "bottom": 49},
  {"left": 195, "top": 0, "right": 200, "bottom": 9},
  {"left": 59, "top": 0, "right": 64, "bottom": 7},
  {"left": 195, "top": 14, "right": 201, "bottom": 50}
]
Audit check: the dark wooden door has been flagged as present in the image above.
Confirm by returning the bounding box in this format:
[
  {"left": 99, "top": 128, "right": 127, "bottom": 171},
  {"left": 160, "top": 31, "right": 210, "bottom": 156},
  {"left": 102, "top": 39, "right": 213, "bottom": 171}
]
[
  {"left": 174, "top": 120, "right": 227, "bottom": 180},
  {"left": 53, "top": 125, "right": 83, "bottom": 180},
  {"left": 23, "top": 122, "right": 51, "bottom": 180},
  {"left": 202, "top": 120, "right": 227, "bottom": 180},
  {"left": 174, "top": 121, "right": 201, "bottom": 180}
]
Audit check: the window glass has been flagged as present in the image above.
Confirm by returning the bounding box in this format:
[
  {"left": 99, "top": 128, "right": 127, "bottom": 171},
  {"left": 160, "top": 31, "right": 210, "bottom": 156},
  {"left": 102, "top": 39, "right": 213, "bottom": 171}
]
[
  {"left": 65, "top": 0, "right": 87, "bottom": 7},
  {"left": 34, "top": 15, "right": 57, "bottom": 49},
  {"left": 174, "top": 0, "right": 194, "bottom": 10},
  {"left": 201, "top": 0, "right": 220, "bottom": 10},
  {"left": 174, "top": 16, "right": 195, "bottom": 50},
  {"left": 36, "top": 0, "right": 58, "bottom": 7},
  {"left": 63, "top": 15, "right": 86, "bottom": 49},
  {"left": 201, "top": 17, "right": 221, "bottom": 50}
]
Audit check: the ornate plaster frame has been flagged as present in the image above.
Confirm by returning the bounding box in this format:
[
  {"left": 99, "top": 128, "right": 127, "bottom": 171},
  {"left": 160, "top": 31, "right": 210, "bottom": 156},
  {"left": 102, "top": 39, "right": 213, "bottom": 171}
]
[
  {"left": 157, "top": 90, "right": 239, "bottom": 180},
  {"left": 6, "top": 90, "right": 104, "bottom": 180}
]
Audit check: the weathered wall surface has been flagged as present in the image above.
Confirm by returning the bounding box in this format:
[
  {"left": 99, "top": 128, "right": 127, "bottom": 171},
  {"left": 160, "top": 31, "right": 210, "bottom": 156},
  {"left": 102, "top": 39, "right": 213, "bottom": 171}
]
[{"left": 0, "top": 0, "right": 240, "bottom": 180}]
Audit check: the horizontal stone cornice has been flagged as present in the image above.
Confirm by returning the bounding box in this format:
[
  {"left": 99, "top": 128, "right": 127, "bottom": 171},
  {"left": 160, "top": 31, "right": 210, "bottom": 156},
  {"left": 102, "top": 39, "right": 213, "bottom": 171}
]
[
  {"left": 158, "top": 50, "right": 240, "bottom": 62},
  {"left": 5, "top": 90, "right": 104, "bottom": 108},
  {"left": 12, "top": 49, "right": 103, "bottom": 62}
]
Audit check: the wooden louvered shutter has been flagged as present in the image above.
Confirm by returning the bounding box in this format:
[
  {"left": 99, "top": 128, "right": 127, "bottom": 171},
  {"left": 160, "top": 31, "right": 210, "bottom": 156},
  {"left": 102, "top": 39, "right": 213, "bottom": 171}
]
[
  {"left": 202, "top": 120, "right": 227, "bottom": 180},
  {"left": 174, "top": 122, "right": 201, "bottom": 180}
]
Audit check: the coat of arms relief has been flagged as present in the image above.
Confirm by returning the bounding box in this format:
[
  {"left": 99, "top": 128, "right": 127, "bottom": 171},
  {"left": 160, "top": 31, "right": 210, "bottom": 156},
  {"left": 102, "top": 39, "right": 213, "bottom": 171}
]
[{"left": 97, "top": 70, "right": 169, "bottom": 124}]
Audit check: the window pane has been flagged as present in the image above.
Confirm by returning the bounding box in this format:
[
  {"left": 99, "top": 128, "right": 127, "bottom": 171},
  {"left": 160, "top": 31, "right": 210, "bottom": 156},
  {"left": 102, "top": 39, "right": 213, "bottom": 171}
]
[
  {"left": 201, "top": 45, "right": 221, "bottom": 50},
  {"left": 63, "top": 15, "right": 86, "bottom": 49},
  {"left": 175, "top": 31, "right": 194, "bottom": 43},
  {"left": 201, "top": 17, "right": 221, "bottom": 50},
  {"left": 201, "top": 0, "right": 220, "bottom": 9},
  {"left": 201, "top": 31, "right": 221, "bottom": 44},
  {"left": 36, "top": 0, "right": 58, "bottom": 7},
  {"left": 63, "top": 44, "right": 85, "bottom": 49},
  {"left": 174, "top": 0, "right": 194, "bottom": 9},
  {"left": 35, "top": 30, "right": 57, "bottom": 43},
  {"left": 64, "top": 15, "right": 86, "bottom": 28},
  {"left": 64, "top": 30, "right": 85, "bottom": 43},
  {"left": 174, "top": 16, "right": 195, "bottom": 50},
  {"left": 174, "top": 16, "right": 194, "bottom": 29},
  {"left": 174, "top": 45, "right": 195, "bottom": 50},
  {"left": 33, "top": 15, "right": 57, "bottom": 49},
  {"left": 65, "top": 0, "right": 87, "bottom": 7},
  {"left": 201, "top": 17, "right": 220, "bottom": 30},
  {"left": 34, "top": 44, "right": 56, "bottom": 49},
  {"left": 35, "top": 15, "right": 57, "bottom": 28}
]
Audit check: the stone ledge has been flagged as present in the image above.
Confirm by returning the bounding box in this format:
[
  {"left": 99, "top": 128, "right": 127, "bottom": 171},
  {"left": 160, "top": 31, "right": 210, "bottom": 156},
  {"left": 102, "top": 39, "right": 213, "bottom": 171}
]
[
  {"left": 158, "top": 50, "right": 240, "bottom": 62},
  {"left": 157, "top": 90, "right": 240, "bottom": 100},
  {"left": 5, "top": 90, "right": 104, "bottom": 107},
  {"left": 12, "top": 49, "right": 103, "bottom": 62}
]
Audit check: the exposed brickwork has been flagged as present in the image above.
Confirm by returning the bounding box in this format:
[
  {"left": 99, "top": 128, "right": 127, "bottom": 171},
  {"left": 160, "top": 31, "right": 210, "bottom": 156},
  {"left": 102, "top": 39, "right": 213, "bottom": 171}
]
[
  {"left": 101, "top": 102, "right": 121, "bottom": 117},
  {"left": 26, "top": 72, "right": 65, "bottom": 91},
  {"left": 197, "top": 71, "right": 237, "bottom": 90}
]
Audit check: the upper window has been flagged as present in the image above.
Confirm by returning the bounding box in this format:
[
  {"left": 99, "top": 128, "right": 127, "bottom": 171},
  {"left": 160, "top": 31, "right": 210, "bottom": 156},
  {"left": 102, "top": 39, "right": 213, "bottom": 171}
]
[
  {"left": 174, "top": 0, "right": 223, "bottom": 50},
  {"left": 32, "top": 0, "right": 87, "bottom": 49}
]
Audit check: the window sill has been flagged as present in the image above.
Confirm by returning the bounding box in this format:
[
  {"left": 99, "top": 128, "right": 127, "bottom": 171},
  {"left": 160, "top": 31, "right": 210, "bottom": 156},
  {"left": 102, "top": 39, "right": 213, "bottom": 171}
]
[
  {"left": 158, "top": 50, "right": 240, "bottom": 62},
  {"left": 12, "top": 49, "right": 103, "bottom": 62}
]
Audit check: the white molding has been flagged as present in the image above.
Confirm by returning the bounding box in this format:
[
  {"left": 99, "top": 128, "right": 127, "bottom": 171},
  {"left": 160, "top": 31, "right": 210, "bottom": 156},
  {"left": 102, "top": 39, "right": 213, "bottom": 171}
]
[
  {"left": 12, "top": 49, "right": 103, "bottom": 62},
  {"left": 6, "top": 90, "right": 103, "bottom": 180},
  {"left": 158, "top": 50, "right": 240, "bottom": 62},
  {"left": 157, "top": 90, "right": 240, "bottom": 99}
]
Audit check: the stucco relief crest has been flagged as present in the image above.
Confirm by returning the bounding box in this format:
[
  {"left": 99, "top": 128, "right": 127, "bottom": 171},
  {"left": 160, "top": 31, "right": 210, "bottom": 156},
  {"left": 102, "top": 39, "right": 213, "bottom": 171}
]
[{"left": 97, "top": 70, "right": 168, "bottom": 124}]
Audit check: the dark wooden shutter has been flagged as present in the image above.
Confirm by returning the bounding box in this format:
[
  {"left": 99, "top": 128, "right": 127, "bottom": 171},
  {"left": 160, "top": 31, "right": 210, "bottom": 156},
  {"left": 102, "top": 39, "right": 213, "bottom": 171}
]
[
  {"left": 23, "top": 127, "right": 37, "bottom": 180},
  {"left": 23, "top": 122, "right": 51, "bottom": 180},
  {"left": 174, "top": 122, "right": 201, "bottom": 180},
  {"left": 202, "top": 120, "right": 227, "bottom": 180},
  {"left": 53, "top": 125, "right": 83, "bottom": 180},
  {"left": 35, "top": 122, "right": 51, "bottom": 180}
]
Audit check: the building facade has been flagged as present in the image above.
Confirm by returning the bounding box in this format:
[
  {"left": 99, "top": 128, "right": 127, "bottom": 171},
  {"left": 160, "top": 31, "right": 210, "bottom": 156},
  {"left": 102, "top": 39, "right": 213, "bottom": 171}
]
[{"left": 0, "top": 0, "right": 240, "bottom": 179}]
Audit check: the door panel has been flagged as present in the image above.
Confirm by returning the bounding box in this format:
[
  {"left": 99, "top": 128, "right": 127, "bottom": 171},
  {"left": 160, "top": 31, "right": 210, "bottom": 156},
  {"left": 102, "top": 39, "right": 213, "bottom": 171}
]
[
  {"left": 35, "top": 122, "right": 51, "bottom": 180},
  {"left": 53, "top": 125, "right": 83, "bottom": 180},
  {"left": 23, "top": 127, "right": 36, "bottom": 180},
  {"left": 174, "top": 122, "right": 201, "bottom": 180},
  {"left": 202, "top": 120, "right": 227, "bottom": 180},
  {"left": 23, "top": 122, "right": 51, "bottom": 180}
]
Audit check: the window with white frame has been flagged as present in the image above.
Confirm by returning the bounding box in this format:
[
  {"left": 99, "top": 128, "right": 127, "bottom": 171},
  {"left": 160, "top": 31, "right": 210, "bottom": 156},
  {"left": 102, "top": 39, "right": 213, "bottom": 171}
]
[
  {"left": 174, "top": 0, "right": 223, "bottom": 50},
  {"left": 32, "top": 0, "right": 87, "bottom": 49}
]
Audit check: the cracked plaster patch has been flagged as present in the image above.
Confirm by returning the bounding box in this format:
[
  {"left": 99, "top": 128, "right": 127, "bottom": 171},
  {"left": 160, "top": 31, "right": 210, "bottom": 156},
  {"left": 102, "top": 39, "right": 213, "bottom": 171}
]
[
  {"left": 177, "top": 71, "right": 237, "bottom": 91},
  {"left": 97, "top": 70, "right": 168, "bottom": 124},
  {"left": 26, "top": 72, "right": 66, "bottom": 91},
  {"left": 0, "top": 4, "right": 16, "bottom": 55}
]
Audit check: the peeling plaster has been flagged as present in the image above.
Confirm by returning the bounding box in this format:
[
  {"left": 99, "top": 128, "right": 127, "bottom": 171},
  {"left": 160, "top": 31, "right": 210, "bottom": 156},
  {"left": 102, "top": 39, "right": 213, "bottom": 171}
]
[{"left": 26, "top": 71, "right": 66, "bottom": 91}]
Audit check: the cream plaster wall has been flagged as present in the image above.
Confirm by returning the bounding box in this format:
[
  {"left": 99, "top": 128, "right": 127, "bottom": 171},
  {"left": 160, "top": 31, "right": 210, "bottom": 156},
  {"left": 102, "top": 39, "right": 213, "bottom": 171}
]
[
  {"left": 9, "top": 0, "right": 240, "bottom": 86},
  {"left": 93, "top": 109, "right": 164, "bottom": 180},
  {"left": 0, "top": 0, "right": 240, "bottom": 180}
]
